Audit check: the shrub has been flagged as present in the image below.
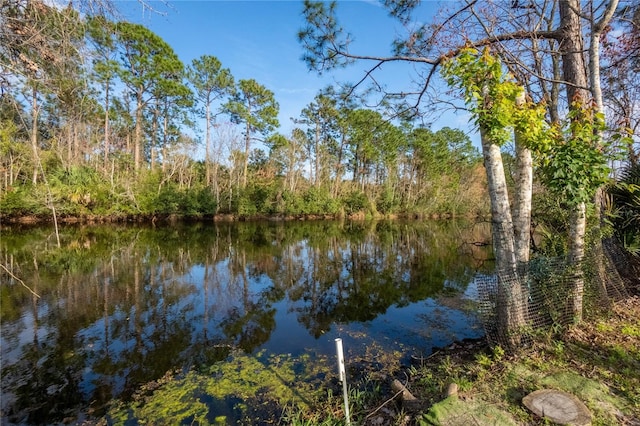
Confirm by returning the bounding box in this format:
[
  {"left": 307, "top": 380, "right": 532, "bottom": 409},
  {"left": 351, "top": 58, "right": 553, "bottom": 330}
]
[
  {"left": 342, "top": 190, "right": 370, "bottom": 215},
  {"left": 607, "top": 163, "right": 640, "bottom": 256}
]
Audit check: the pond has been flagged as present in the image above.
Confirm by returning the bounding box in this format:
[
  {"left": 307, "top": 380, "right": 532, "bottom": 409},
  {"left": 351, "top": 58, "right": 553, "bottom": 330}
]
[{"left": 0, "top": 219, "right": 493, "bottom": 424}]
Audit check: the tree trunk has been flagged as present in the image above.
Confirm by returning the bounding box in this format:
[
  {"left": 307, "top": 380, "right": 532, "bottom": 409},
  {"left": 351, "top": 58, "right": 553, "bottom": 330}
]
[
  {"left": 151, "top": 99, "right": 159, "bottom": 171},
  {"left": 559, "top": 0, "right": 591, "bottom": 323},
  {"left": 513, "top": 141, "right": 532, "bottom": 264},
  {"left": 31, "top": 87, "right": 39, "bottom": 184},
  {"left": 134, "top": 92, "right": 143, "bottom": 171},
  {"left": 480, "top": 126, "right": 516, "bottom": 274},
  {"left": 205, "top": 102, "right": 211, "bottom": 186},
  {"left": 314, "top": 121, "right": 320, "bottom": 187},
  {"left": 242, "top": 121, "right": 250, "bottom": 188},
  {"left": 589, "top": 0, "right": 618, "bottom": 114},
  {"left": 588, "top": 0, "right": 618, "bottom": 306},
  {"left": 66, "top": 123, "right": 72, "bottom": 168},
  {"left": 103, "top": 81, "right": 110, "bottom": 170},
  {"left": 512, "top": 91, "right": 533, "bottom": 265},
  {"left": 559, "top": 0, "right": 589, "bottom": 103},
  {"left": 567, "top": 201, "right": 586, "bottom": 321},
  {"left": 332, "top": 134, "right": 346, "bottom": 198},
  {"left": 480, "top": 124, "right": 528, "bottom": 347}
]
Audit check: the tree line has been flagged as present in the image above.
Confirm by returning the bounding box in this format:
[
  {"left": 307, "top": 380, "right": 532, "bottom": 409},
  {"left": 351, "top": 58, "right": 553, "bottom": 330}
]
[{"left": 0, "top": 1, "right": 485, "bottom": 220}]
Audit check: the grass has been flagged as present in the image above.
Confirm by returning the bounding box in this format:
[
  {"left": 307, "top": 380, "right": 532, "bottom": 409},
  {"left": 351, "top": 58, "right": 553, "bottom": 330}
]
[
  {"left": 285, "top": 296, "right": 639, "bottom": 425},
  {"left": 409, "top": 296, "right": 640, "bottom": 425}
]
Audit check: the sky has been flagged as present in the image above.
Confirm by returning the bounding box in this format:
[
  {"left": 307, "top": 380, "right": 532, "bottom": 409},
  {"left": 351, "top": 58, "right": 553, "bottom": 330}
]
[{"left": 116, "top": 0, "right": 472, "bottom": 143}]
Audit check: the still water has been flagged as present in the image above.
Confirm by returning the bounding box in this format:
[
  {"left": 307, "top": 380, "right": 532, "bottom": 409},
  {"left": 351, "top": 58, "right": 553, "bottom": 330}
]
[{"left": 1, "top": 220, "right": 492, "bottom": 424}]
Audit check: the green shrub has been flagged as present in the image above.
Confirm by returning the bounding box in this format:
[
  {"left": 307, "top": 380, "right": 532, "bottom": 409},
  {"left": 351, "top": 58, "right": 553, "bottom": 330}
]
[
  {"left": 0, "top": 185, "right": 40, "bottom": 216},
  {"left": 607, "top": 163, "right": 640, "bottom": 256},
  {"left": 302, "top": 187, "right": 339, "bottom": 215},
  {"left": 342, "top": 190, "right": 369, "bottom": 215},
  {"left": 376, "top": 187, "right": 397, "bottom": 214}
]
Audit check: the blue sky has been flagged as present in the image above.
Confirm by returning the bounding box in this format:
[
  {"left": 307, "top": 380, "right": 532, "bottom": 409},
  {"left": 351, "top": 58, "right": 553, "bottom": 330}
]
[{"left": 119, "top": 0, "right": 471, "bottom": 141}]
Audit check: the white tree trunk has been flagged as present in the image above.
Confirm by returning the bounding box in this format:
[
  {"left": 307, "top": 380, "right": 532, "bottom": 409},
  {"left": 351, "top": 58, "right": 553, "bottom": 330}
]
[
  {"left": 513, "top": 141, "right": 532, "bottom": 264},
  {"left": 104, "top": 82, "right": 110, "bottom": 170},
  {"left": 590, "top": 0, "right": 618, "bottom": 114},
  {"left": 205, "top": 101, "right": 211, "bottom": 186},
  {"left": 512, "top": 91, "right": 533, "bottom": 265},
  {"left": 568, "top": 201, "right": 586, "bottom": 322},
  {"left": 31, "top": 88, "right": 39, "bottom": 184},
  {"left": 480, "top": 127, "right": 516, "bottom": 274},
  {"left": 134, "top": 93, "right": 143, "bottom": 171},
  {"left": 589, "top": 0, "right": 618, "bottom": 304}
]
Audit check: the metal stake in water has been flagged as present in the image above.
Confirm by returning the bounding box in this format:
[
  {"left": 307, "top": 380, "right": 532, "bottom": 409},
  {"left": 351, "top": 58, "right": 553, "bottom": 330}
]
[{"left": 335, "top": 338, "right": 351, "bottom": 425}]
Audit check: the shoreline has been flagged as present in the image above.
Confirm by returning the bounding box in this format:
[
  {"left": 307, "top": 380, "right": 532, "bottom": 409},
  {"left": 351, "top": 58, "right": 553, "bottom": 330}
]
[{"left": 0, "top": 211, "right": 476, "bottom": 226}]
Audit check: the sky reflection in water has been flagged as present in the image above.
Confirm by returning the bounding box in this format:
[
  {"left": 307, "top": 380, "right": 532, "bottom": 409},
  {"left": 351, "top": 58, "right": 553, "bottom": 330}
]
[{"left": 0, "top": 220, "right": 492, "bottom": 423}]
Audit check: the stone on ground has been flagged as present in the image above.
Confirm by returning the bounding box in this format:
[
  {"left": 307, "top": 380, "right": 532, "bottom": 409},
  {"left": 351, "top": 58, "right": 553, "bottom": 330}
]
[{"left": 522, "top": 389, "right": 591, "bottom": 426}]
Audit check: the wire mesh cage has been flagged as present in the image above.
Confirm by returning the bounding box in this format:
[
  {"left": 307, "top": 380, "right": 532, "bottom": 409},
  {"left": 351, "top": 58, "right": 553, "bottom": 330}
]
[{"left": 476, "top": 238, "right": 634, "bottom": 351}]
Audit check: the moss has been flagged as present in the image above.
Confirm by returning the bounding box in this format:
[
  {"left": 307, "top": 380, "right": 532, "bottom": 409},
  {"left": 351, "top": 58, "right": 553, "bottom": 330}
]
[{"left": 418, "top": 396, "right": 517, "bottom": 426}]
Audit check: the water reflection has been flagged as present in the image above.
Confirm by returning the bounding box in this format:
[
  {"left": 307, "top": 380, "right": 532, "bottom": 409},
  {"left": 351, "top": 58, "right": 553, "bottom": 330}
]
[{"left": 0, "top": 220, "right": 492, "bottom": 424}]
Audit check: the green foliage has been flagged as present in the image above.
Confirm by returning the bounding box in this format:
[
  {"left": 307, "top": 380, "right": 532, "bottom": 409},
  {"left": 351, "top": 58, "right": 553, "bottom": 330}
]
[
  {"left": 376, "top": 186, "right": 398, "bottom": 214},
  {"left": 0, "top": 186, "right": 42, "bottom": 216},
  {"left": 115, "top": 21, "right": 185, "bottom": 92},
  {"left": 133, "top": 172, "right": 216, "bottom": 216},
  {"left": 188, "top": 55, "right": 234, "bottom": 108},
  {"left": 539, "top": 104, "right": 613, "bottom": 207},
  {"left": 443, "top": 48, "right": 621, "bottom": 216},
  {"left": 235, "top": 184, "right": 275, "bottom": 216},
  {"left": 442, "top": 49, "right": 519, "bottom": 146},
  {"left": 607, "top": 163, "right": 640, "bottom": 255},
  {"left": 225, "top": 78, "right": 280, "bottom": 137},
  {"left": 302, "top": 186, "right": 339, "bottom": 215},
  {"left": 442, "top": 47, "right": 553, "bottom": 150},
  {"left": 299, "top": 1, "right": 350, "bottom": 72},
  {"left": 532, "top": 191, "right": 571, "bottom": 256},
  {"left": 0, "top": 119, "right": 25, "bottom": 157},
  {"left": 342, "top": 190, "right": 370, "bottom": 215}
]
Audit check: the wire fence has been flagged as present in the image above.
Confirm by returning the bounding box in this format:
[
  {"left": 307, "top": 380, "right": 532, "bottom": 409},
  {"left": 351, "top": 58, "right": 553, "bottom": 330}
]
[{"left": 476, "top": 238, "right": 637, "bottom": 350}]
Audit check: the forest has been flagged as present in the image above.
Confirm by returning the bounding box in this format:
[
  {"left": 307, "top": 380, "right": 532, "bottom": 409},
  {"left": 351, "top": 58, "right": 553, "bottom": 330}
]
[{"left": 0, "top": 1, "right": 487, "bottom": 221}]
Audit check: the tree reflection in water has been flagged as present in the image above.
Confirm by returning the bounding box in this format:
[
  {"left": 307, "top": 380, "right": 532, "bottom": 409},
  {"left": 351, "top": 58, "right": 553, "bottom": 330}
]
[{"left": 0, "top": 220, "right": 492, "bottom": 423}]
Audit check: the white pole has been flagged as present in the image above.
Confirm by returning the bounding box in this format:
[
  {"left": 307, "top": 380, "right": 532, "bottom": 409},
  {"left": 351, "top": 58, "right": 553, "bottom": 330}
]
[{"left": 335, "top": 338, "right": 351, "bottom": 425}]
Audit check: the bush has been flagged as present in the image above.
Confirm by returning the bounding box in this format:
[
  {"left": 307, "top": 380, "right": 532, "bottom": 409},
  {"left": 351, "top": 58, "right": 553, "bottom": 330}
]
[
  {"left": 342, "top": 190, "right": 370, "bottom": 215},
  {"left": 0, "top": 185, "right": 41, "bottom": 216},
  {"left": 376, "top": 187, "right": 398, "bottom": 214},
  {"left": 302, "top": 187, "right": 339, "bottom": 215},
  {"left": 607, "top": 163, "right": 640, "bottom": 256}
]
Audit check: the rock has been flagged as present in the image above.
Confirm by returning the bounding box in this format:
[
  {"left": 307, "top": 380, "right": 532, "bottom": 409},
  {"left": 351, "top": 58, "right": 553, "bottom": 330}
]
[
  {"left": 445, "top": 382, "right": 459, "bottom": 398},
  {"left": 522, "top": 389, "right": 592, "bottom": 426},
  {"left": 390, "top": 378, "right": 425, "bottom": 413},
  {"left": 391, "top": 379, "right": 417, "bottom": 401}
]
